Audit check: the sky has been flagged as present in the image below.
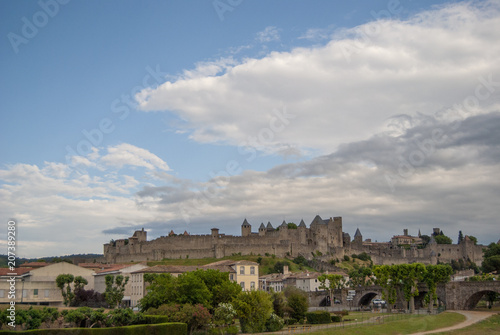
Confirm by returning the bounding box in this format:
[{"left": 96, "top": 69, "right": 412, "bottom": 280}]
[{"left": 1, "top": 0, "right": 499, "bottom": 258}]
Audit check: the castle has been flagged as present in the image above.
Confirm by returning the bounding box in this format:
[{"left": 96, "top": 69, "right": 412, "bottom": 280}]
[{"left": 103, "top": 215, "right": 485, "bottom": 266}]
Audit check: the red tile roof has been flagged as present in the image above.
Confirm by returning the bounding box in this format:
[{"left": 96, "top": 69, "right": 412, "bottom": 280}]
[
  {"left": 0, "top": 267, "right": 33, "bottom": 276},
  {"left": 19, "top": 262, "right": 49, "bottom": 268}
]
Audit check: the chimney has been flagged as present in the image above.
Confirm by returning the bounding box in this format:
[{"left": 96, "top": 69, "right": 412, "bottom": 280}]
[{"left": 283, "top": 265, "right": 289, "bottom": 275}]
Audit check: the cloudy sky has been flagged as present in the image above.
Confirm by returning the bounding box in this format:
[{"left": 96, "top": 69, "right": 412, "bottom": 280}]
[{"left": 1, "top": 1, "right": 499, "bottom": 258}]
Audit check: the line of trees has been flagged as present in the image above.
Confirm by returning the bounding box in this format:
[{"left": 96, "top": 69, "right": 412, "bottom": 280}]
[
  {"left": 55, "top": 273, "right": 128, "bottom": 308},
  {"left": 140, "top": 269, "right": 310, "bottom": 333}
]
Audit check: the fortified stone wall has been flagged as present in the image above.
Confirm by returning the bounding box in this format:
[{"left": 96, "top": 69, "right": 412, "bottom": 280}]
[{"left": 104, "top": 216, "right": 486, "bottom": 266}]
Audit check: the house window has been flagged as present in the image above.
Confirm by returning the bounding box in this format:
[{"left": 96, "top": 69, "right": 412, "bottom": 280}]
[
  {"left": 250, "top": 282, "right": 255, "bottom": 290},
  {"left": 230, "top": 274, "right": 234, "bottom": 280},
  {"left": 33, "top": 289, "right": 38, "bottom": 296},
  {"left": 0, "top": 290, "right": 4, "bottom": 298},
  {"left": 22, "top": 290, "right": 27, "bottom": 298},
  {"left": 250, "top": 266, "right": 255, "bottom": 275},
  {"left": 44, "top": 289, "right": 50, "bottom": 298},
  {"left": 240, "top": 266, "right": 245, "bottom": 275},
  {"left": 240, "top": 282, "right": 245, "bottom": 290}
]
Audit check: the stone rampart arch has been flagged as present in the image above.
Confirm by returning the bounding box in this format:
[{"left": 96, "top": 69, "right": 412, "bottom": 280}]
[{"left": 441, "top": 281, "right": 500, "bottom": 310}]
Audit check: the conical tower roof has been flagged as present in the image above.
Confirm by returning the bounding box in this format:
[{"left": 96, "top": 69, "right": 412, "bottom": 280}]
[
  {"left": 354, "top": 228, "right": 362, "bottom": 238},
  {"left": 298, "top": 219, "right": 306, "bottom": 228}
]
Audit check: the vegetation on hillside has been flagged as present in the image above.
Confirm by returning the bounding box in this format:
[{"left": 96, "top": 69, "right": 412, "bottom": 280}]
[{"left": 148, "top": 254, "right": 315, "bottom": 275}]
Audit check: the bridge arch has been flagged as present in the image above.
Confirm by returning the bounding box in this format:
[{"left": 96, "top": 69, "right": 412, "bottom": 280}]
[
  {"left": 357, "top": 292, "right": 378, "bottom": 306},
  {"left": 464, "top": 289, "right": 500, "bottom": 310}
]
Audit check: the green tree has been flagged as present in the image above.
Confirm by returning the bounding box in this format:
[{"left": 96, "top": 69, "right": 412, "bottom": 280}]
[
  {"left": 287, "top": 222, "right": 297, "bottom": 229},
  {"left": 104, "top": 274, "right": 129, "bottom": 308},
  {"left": 348, "top": 267, "right": 373, "bottom": 288},
  {"left": 373, "top": 265, "right": 397, "bottom": 313},
  {"left": 139, "top": 273, "right": 177, "bottom": 311},
  {"left": 270, "top": 291, "right": 287, "bottom": 318},
  {"left": 213, "top": 302, "right": 237, "bottom": 331},
  {"left": 423, "top": 264, "right": 452, "bottom": 312},
  {"left": 434, "top": 235, "right": 452, "bottom": 244},
  {"left": 74, "top": 276, "right": 88, "bottom": 292},
  {"left": 483, "top": 242, "right": 500, "bottom": 273},
  {"left": 284, "top": 287, "right": 308, "bottom": 322},
  {"left": 273, "top": 261, "right": 291, "bottom": 274},
  {"left": 139, "top": 269, "right": 240, "bottom": 312},
  {"left": 233, "top": 290, "right": 273, "bottom": 333},
  {"left": 175, "top": 271, "right": 212, "bottom": 307},
  {"left": 483, "top": 255, "right": 500, "bottom": 273},
  {"left": 176, "top": 304, "right": 212, "bottom": 335},
  {"left": 398, "top": 263, "right": 427, "bottom": 313},
  {"left": 56, "top": 274, "right": 75, "bottom": 306},
  {"left": 318, "top": 274, "right": 346, "bottom": 303}
]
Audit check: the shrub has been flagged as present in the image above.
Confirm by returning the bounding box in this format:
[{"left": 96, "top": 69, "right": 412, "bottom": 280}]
[
  {"left": 265, "top": 313, "right": 284, "bottom": 332},
  {"left": 305, "top": 311, "right": 331, "bottom": 324},
  {"left": 332, "top": 310, "right": 349, "bottom": 317},
  {"left": 343, "top": 255, "right": 350, "bottom": 261},
  {"left": 0, "top": 322, "right": 187, "bottom": 335},
  {"left": 284, "top": 287, "right": 308, "bottom": 323},
  {"left": 331, "top": 315, "right": 342, "bottom": 322}
]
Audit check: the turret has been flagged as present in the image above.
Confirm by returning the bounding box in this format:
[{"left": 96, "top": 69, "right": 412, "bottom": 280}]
[
  {"left": 353, "top": 228, "right": 363, "bottom": 245},
  {"left": 132, "top": 228, "right": 147, "bottom": 242},
  {"left": 258, "top": 223, "right": 266, "bottom": 236},
  {"left": 211, "top": 228, "right": 219, "bottom": 238},
  {"left": 241, "top": 219, "right": 251, "bottom": 237}
]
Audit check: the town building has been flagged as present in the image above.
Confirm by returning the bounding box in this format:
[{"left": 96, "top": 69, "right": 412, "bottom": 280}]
[
  {"left": 129, "top": 259, "right": 259, "bottom": 308},
  {"left": 0, "top": 262, "right": 94, "bottom": 307}
]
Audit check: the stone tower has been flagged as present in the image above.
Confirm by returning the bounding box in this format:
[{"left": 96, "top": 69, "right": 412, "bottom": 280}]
[
  {"left": 241, "top": 219, "right": 251, "bottom": 237},
  {"left": 353, "top": 228, "right": 363, "bottom": 247},
  {"left": 258, "top": 223, "right": 266, "bottom": 236}
]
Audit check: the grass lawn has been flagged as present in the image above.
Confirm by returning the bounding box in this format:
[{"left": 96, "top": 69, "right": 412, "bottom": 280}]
[
  {"left": 432, "top": 313, "right": 500, "bottom": 335},
  {"left": 302, "top": 312, "right": 465, "bottom": 335}
]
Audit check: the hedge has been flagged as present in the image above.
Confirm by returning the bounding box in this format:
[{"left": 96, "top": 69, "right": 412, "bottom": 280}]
[
  {"left": 331, "top": 315, "right": 342, "bottom": 322},
  {"left": 0, "top": 322, "right": 187, "bottom": 335},
  {"left": 141, "top": 315, "right": 171, "bottom": 324},
  {"left": 305, "top": 311, "right": 331, "bottom": 324}
]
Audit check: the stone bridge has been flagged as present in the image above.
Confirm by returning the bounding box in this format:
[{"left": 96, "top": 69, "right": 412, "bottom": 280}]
[{"left": 337, "top": 281, "right": 500, "bottom": 310}]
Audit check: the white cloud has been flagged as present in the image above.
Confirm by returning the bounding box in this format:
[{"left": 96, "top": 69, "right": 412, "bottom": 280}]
[
  {"left": 0, "top": 143, "right": 174, "bottom": 257},
  {"left": 136, "top": 2, "right": 500, "bottom": 156},
  {"left": 100, "top": 143, "right": 170, "bottom": 171},
  {"left": 256, "top": 26, "right": 280, "bottom": 43}
]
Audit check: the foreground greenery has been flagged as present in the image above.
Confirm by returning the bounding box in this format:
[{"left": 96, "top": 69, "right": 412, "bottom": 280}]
[
  {"left": 434, "top": 313, "right": 500, "bottom": 334},
  {"left": 0, "top": 306, "right": 147, "bottom": 330},
  {"left": 140, "top": 269, "right": 311, "bottom": 333},
  {"left": 303, "top": 311, "right": 466, "bottom": 335}
]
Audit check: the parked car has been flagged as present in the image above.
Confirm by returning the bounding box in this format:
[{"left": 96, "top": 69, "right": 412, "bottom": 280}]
[{"left": 373, "top": 299, "right": 386, "bottom": 305}]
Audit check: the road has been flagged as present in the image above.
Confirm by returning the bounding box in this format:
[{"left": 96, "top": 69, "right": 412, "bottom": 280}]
[{"left": 412, "top": 310, "right": 497, "bottom": 334}]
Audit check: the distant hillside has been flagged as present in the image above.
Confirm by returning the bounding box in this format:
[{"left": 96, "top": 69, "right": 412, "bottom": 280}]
[
  {"left": 0, "top": 253, "right": 104, "bottom": 268},
  {"left": 147, "top": 254, "right": 316, "bottom": 276}
]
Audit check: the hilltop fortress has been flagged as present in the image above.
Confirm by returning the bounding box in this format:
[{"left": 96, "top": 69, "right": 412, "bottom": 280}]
[{"left": 103, "top": 215, "right": 485, "bottom": 266}]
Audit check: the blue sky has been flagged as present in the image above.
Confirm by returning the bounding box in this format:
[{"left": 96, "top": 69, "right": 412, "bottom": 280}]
[{"left": 1, "top": 0, "right": 499, "bottom": 258}]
